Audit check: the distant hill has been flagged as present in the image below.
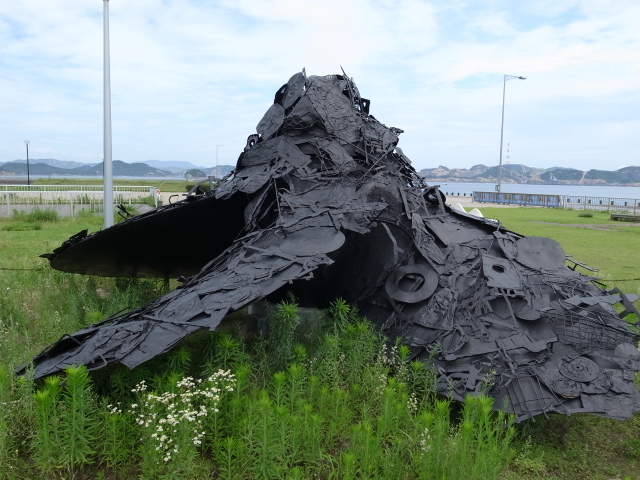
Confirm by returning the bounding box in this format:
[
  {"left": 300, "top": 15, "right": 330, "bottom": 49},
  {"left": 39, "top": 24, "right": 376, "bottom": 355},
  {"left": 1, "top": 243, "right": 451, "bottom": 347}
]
[
  {"left": 144, "top": 161, "right": 235, "bottom": 177},
  {"left": 0, "top": 160, "right": 172, "bottom": 177},
  {"left": 69, "top": 161, "right": 172, "bottom": 177},
  {"left": 418, "top": 164, "right": 640, "bottom": 185},
  {"left": 475, "top": 164, "right": 544, "bottom": 182},
  {"left": 145, "top": 160, "right": 207, "bottom": 173},
  {"left": 584, "top": 166, "right": 640, "bottom": 184},
  {"left": 184, "top": 168, "right": 207, "bottom": 179},
  {"left": 0, "top": 159, "right": 238, "bottom": 178},
  {"left": 7, "top": 158, "right": 93, "bottom": 169},
  {"left": 201, "top": 165, "right": 235, "bottom": 177},
  {"left": 540, "top": 168, "right": 583, "bottom": 182},
  {"left": 0, "top": 162, "right": 70, "bottom": 176},
  {"left": 616, "top": 166, "right": 640, "bottom": 182},
  {"left": 419, "top": 164, "right": 488, "bottom": 179}
]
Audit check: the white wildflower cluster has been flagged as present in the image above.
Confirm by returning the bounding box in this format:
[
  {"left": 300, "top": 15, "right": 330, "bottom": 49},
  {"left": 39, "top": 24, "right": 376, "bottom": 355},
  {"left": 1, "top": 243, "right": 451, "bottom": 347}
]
[
  {"left": 131, "top": 379, "right": 148, "bottom": 394},
  {"left": 378, "top": 343, "right": 399, "bottom": 367},
  {"left": 124, "top": 370, "right": 235, "bottom": 464},
  {"left": 373, "top": 372, "right": 388, "bottom": 396},
  {"left": 418, "top": 428, "right": 432, "bottom": 457},
  {"left": 107, "top": 402, "right": 122, "bottom": 415},
  {"left": 406, "top": 392, "right": 418, "bottom": 412},
  {"left": 378, "top": 343, "right": 407, "bottom": 377}
]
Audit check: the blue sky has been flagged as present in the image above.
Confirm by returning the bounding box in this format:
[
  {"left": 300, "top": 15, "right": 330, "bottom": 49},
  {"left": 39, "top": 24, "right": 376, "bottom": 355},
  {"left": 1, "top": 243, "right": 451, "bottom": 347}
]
[{"left": 1, "top": 0, "right": 639, "bottom": 171}]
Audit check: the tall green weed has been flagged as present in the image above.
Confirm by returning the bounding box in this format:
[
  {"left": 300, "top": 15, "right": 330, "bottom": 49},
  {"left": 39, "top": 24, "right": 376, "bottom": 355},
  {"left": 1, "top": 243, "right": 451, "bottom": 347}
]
[{"left": 31, "top": 366, "right": 98, "bottom": 474}]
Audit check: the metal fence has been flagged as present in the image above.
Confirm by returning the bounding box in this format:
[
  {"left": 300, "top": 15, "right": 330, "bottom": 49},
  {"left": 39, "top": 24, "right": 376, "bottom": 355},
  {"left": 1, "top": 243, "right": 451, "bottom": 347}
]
[
  {"left": 472, "top": 191, "right": 640, "bottom": 213},
  {"left": 0, "top": 185, "right": 159, "bottom": 217},
  {"left": 561, "top": 195, "right": 640, "bottom": 213}
]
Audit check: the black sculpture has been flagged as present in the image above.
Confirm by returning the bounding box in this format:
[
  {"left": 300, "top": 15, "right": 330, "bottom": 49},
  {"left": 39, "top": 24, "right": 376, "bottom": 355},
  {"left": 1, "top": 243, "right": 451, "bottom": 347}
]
[{"left": 24, "top": 70, "right": 640, "bottom": 422}]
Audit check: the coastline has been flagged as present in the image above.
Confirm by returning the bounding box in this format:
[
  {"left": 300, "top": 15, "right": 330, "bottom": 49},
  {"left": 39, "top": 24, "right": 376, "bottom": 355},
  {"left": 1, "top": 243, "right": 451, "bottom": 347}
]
[{"left": 422, "top": 178, "right": 640, "bottom": 188}]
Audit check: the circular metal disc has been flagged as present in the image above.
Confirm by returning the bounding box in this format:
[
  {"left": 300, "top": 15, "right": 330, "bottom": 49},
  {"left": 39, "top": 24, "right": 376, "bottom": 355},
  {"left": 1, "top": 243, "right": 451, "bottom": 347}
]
[
  {"left": 559, "top": 357, "right": 600, "bottom": 382},
  {"left": 516, "top": 236, "right": 566, "bottom": 270},
  {"left": 515, "top": 305, "right": 542, "bottom": 321},
  {"left": 384, "top": 263, "right": 438, "bottom": 304},
  {"left": 278, "top": 227, "right": 345, "bottom": 256},
  {"left": 552, "top": 378, "right": 581, "bottom": 398}
]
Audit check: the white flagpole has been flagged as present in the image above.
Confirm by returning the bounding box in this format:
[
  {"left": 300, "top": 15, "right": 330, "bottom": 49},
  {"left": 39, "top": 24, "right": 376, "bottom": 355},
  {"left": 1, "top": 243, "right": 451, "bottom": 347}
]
[{"left": 103, "top": 0, "right": 114, "bottom": 228}]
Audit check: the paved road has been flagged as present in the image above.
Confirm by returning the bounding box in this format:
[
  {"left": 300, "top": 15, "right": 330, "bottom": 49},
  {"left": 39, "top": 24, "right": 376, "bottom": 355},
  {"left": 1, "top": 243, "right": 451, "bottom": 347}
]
[{"left": 445, "top": 194, "right": 521, "bottom": 210}]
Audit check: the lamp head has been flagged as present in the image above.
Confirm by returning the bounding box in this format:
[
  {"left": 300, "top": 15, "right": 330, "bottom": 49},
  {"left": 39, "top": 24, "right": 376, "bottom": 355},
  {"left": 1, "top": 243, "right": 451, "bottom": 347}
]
[{"left": 505, "top": 74, "right": 527, "bottom": 81}]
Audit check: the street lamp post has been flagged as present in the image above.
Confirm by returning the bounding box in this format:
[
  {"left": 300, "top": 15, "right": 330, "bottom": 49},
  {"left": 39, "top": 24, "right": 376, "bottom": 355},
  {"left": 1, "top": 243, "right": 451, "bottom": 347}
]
[
  {"left": 497, "top": 74, "right": 526, "bottom": 193},
  {"left": 24, "top": 140, "right": 30, "bottom": 186},
  {"left": 103, "top": 0, "right": 114, "bottom": 228},
  {"left": 216, "top": 144, "right": 223, "bottom": 179}
]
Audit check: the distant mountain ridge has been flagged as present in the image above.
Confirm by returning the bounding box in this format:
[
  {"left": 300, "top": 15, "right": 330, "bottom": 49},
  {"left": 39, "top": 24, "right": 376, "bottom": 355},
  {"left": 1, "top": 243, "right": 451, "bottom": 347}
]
[
  {"left": 1, "top": 159, "right": 639, "bottom": 184},
  {"left": 7, "top": 159, "right": 92, "bottom": 169},
  {"left": 0, "top": 160, "right": 172, "bottom": 177},
  {"left": 0, "top": 159, "right": 234, "bottom": 178},
  {"left": 419, "top": 164, "right": 640, "bottom": 185},
  {"left": 132, "top": 160, "right": 235, "bottom": 176}
]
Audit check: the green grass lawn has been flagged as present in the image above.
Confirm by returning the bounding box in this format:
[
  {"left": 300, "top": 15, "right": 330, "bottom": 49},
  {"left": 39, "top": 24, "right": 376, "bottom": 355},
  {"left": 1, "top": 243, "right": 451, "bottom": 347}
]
[{"left": 0, "top": 215, "right": 102, "bottom": 270}]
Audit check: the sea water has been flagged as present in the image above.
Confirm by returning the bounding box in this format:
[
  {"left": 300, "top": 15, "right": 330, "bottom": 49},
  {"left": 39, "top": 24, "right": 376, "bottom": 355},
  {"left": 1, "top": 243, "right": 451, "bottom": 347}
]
[{"left": 435, "top": 182, "right": 640, "bottom": 200}]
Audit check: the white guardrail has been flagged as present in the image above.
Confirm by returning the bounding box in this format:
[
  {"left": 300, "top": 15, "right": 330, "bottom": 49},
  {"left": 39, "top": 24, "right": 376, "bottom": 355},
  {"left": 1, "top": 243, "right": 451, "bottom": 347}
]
[
  {"left": 0, "top": 185, "right": 159, "bottom": 217},
  {"left": 472, "top": 191, "right": 640, "bottom": 213}
]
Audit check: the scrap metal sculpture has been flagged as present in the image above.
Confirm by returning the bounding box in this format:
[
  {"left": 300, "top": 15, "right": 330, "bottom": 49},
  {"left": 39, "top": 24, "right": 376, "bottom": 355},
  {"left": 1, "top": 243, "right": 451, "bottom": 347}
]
[{"left": 24, "top": 71, "right": 640, "bottom": 422}]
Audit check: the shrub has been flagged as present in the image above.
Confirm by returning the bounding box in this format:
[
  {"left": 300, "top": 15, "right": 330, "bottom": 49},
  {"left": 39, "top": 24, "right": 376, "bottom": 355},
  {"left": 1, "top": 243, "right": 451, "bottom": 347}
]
[
  {"left": 1, "top": 221, "right": 42, "bottom": 231},
  {"left": 139, "top": 195, "right": 157, "bottom": 207},
  {"left": 12, "top": 209, "right": 59, "bottom": 222},
  {"left": 185, "top": 183, "right": 211, "bottom": 193}
]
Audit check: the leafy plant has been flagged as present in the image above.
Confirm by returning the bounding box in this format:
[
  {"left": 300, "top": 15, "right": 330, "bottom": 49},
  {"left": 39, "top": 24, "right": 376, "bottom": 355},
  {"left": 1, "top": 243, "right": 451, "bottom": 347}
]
[
  {"left": 58, "top": 366, "right": 99, "bottom": 467},
  {"left": 101, "top": 400, "right": 135, "bottom": 468},
  {"left": 32, "top": 375, "right": 63, "bottom": 472},
  {"left": 31, "top": 366, "right": 99, "bottom": 474},
  {"left": 12, "top": 208, "right": 59, "bottom": 222},
  {"left": 267, "top": 301, "right": 300, "bottom": 369}
]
